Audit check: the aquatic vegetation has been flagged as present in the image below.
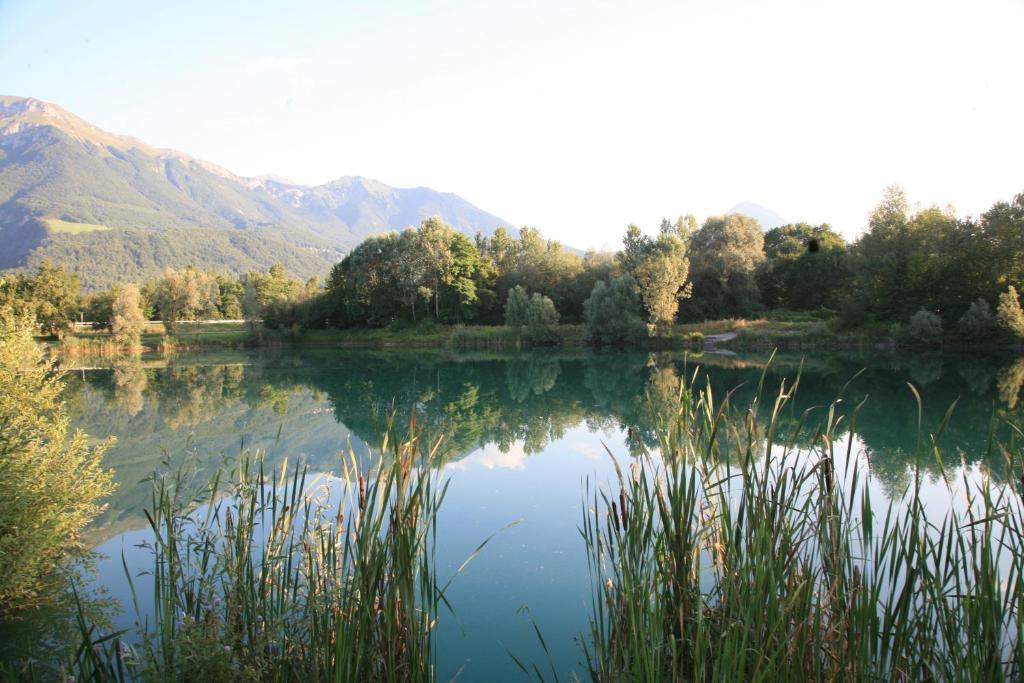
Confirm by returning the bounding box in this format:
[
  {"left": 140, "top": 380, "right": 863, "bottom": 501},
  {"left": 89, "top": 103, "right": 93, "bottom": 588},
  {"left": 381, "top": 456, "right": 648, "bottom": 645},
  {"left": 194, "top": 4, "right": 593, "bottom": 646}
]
[
  {"left": 582, "top": 367, "right": 1024, "bottom": 680},
  {"left": 74, "top": 416, "right": 467, "bottom": 682}
]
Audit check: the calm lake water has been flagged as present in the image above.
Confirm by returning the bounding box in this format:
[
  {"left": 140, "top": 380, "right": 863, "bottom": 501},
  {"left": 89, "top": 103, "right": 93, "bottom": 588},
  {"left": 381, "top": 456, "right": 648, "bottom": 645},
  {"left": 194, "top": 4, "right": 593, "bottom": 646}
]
[{"left": 66, "top": 347, "right": 1024, "bottom": 681}]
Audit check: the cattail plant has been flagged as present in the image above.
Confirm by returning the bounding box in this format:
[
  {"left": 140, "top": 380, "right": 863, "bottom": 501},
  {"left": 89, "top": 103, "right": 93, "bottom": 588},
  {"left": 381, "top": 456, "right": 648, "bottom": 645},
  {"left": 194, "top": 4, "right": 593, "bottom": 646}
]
[
  {"left": 72, "top": 413, "right": 460, "bottom": 682},
  {"left": 582, "top": 364, "right": 1024, "bottom": 681}
]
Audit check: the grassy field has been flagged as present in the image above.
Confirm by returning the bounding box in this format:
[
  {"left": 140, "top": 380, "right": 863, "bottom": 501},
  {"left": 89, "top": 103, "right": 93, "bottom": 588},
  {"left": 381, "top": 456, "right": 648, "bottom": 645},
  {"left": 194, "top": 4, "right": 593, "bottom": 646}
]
[{"left": 42, "top": 218, "right": 110, "bottom": 234}]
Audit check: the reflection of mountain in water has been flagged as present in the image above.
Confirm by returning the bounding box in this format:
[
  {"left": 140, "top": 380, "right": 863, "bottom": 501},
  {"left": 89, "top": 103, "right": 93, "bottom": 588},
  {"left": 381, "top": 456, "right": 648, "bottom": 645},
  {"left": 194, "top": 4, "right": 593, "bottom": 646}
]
[{"left": 70, "top": 349, "right": 1024, "bottom": 541}]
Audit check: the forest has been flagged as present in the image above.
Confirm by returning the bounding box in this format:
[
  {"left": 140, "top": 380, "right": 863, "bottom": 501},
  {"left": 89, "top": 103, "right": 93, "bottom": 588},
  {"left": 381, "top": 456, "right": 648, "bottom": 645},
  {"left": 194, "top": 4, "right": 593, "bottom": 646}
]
[{"left": 3, "top": 185, "right": 1024, "bottom": 346}]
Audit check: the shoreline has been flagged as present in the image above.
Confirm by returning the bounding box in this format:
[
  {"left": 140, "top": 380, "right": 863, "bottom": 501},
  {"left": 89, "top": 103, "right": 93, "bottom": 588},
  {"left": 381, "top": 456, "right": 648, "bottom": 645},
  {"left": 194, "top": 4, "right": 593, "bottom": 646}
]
[{"left": 46, "top": 318, "right": 1024, "bottom": 359}]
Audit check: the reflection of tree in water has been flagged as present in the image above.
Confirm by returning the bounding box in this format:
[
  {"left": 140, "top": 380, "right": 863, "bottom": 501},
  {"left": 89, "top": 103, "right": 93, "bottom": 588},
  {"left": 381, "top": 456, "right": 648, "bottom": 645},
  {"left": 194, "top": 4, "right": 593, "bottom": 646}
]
[
  {"left": 957, "top": 356, "right": 996, "bottom": 396},
  {"left": 68, "top": 349, "right": 1024, "bottom": 533},
  {"left": 506, "top": 356, "right": 560, "bottom": 403},
  {"left": 155, "top": 364, "right": 245, "bottom": 429},
  {"left": 112, "top": 355, "right": 147, "bottom": 416},
  {"left": 997, "top": 358, "right": 1024, "bottom": 409},
  {"left": 890, "top": 353, "right": 944, "bottom": 388}
]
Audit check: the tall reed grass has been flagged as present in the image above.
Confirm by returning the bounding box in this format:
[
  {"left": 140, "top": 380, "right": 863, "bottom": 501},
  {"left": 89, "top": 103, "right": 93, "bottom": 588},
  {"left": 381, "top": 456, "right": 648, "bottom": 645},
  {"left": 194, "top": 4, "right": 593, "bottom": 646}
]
[
  {"left": 74, "top": 415, "right": 460, "bottom": 682},
  {"left": 583, "top": 365, "right": 1024, "bottom": 681}
]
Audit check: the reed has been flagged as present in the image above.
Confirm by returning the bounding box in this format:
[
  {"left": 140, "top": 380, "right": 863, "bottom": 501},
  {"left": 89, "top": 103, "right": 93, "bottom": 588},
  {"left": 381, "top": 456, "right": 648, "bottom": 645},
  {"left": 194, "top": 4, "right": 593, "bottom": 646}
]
[
  {"left": 582, "top": 364, "right": 1024, "bottom": 681},
  {"left": 73, "top": 414, "right": 456, "bottom": 682}
]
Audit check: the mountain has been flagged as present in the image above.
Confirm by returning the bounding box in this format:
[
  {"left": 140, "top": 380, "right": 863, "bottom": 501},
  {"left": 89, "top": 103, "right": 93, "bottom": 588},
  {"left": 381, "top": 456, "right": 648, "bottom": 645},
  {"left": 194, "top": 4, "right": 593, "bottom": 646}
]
[
  {"left": 0, "top": 96, "right": 513, "bottom": 289},
  {"left": 727, "top": 202, "right": 787, "bottom": 230}
]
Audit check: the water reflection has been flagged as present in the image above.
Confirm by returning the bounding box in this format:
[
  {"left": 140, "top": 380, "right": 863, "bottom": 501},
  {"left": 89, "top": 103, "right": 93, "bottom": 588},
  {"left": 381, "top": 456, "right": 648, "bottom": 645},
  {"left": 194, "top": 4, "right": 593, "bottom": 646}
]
[
  {"left": 51, "top": 348, "right": 1024, "bottom": 680},
  {"left": 65, "top": 348, "right": 1024, "bottom": 544}
]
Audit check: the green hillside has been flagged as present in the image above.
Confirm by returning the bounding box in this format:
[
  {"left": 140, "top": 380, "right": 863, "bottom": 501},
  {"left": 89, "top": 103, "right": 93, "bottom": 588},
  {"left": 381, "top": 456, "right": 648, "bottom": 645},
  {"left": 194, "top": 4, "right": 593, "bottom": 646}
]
[{"left": 0, "top": 96, "right": 513, "bottom": 289}]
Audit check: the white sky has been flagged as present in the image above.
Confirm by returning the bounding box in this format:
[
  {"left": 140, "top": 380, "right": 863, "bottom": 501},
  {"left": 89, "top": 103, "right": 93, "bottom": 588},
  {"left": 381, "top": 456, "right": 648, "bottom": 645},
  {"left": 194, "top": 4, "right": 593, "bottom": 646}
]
[{"left": 1, "top": 0, "right": 1021, "bottom": 248}]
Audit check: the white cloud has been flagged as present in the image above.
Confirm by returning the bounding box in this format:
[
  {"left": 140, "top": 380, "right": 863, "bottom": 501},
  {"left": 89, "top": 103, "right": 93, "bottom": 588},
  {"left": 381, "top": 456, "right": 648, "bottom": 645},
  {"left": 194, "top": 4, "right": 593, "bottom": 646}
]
[{"left": 445, "top": 442, "right": 529, "bottom": 472}]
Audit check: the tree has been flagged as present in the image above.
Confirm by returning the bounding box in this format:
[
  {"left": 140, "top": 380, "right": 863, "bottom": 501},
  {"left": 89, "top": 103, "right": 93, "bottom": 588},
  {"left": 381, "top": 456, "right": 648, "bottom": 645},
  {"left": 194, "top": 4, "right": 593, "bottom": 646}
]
[
  {"left": 524, "top": 292, "right": 560, "bottom": 344},
  {"left": 506, "top": 286, "right": 559, "bottom": 343},
  {"left": 583, "top": 276, "right": 647, "bottom": 346},
  {"left": 906, "top": 309, "right": 943, "bottom": 345},
  {"left": 418, "top": 217, "right": 456, "bottom": 319},
  {"left": 0, "top": 309, "right": 114, "bottom": 613},
  {"left": 84, "top": 286, "right": 119, "bottom": 330},
  {"left": 26, "top": 261, "right": 80, "bottom": 337},
  {"left": 958, "top": 298, "right": 994, "bottom": 340},
  {"left": 153, "top": 268, "right": 201, "bottom": 332},
  {"left": 111, "top": 283, "right": 146, "bottom": 347},
  {"left": 757, "top": 223, "right": 848, "bottom": 310},
  {"left": 996, "top": 286, "right": 1024, "bottom": 338},
  {"left": 505, "top": 285, "right": 531, "bottom": 327},
  {"left": 685, "top": 213, "right": 764, "bottom": 318},
  {"left": 624, "top": 223, "right": 691, "bottom": 335}
]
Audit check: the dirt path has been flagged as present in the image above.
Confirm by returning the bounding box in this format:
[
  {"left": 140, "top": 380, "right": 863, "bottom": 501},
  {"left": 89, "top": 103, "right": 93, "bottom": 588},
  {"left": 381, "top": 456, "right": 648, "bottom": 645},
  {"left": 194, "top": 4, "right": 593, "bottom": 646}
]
[{"left": 703, "top": 331, "right": 737, "bottom": 344}]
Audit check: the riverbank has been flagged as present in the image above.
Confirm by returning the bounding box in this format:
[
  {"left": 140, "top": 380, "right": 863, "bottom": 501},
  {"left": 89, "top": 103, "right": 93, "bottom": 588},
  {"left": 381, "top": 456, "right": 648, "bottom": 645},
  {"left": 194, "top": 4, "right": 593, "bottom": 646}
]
[
  {"left": 50, "top": 321, "right": 706, "bottom": 355},
  {"left": 47, "top": 312, "right": 1023, "bottom": 358}
]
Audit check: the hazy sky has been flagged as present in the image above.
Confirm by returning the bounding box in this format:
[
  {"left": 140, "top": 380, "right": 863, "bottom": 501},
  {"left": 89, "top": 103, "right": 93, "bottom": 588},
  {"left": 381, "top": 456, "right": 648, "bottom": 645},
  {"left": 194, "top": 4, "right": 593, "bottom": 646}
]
[{"left": 1, "top": 0, "right": 1021, "bottom": 248}]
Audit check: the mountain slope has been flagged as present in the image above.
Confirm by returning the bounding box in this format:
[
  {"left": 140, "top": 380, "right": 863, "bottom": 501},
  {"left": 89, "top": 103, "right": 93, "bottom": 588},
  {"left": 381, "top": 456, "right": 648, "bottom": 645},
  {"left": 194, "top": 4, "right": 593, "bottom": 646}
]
[{"left": 0, "top": 96, "right": 513, "bottom": 288}]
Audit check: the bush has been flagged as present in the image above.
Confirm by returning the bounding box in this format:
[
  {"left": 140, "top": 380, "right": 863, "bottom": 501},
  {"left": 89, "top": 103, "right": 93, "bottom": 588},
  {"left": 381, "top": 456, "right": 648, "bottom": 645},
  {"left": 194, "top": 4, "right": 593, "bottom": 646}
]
[
  {"left": 0, "top": 309, "right": 115, "bottom": 613},
  {"left": 997, "top": 286, "right": 1024, "bottom": 338},
  {"left": 958, "top": 298, "right": 994, "bottom": 340},
  {"left": 583, "top": 276, "right": 647, "bottom": 346},
  {"left": 906, "top": 309, "right": 943, "bottom": 345}
]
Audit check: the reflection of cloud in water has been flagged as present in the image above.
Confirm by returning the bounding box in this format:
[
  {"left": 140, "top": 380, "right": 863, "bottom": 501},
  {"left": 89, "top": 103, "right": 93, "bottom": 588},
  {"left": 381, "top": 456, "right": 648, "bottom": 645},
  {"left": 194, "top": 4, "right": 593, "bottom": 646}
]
[{"left": 446, "top": 442, "right": 528, "bottom": 471}]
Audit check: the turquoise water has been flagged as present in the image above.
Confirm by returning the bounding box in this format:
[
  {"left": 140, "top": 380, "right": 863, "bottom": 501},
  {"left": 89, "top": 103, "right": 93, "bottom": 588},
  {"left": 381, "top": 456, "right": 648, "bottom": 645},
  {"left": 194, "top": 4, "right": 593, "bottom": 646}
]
[{"left": 67, "top": 348, "right": 1024, "bottom": 680}]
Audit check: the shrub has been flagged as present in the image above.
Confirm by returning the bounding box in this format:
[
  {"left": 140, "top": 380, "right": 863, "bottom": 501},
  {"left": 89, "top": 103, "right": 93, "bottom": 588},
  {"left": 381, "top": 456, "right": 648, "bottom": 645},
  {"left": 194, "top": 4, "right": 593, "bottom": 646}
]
[
  {"left": 906, "top": 309, "right": 943, "bottom": 345},
  {"left": 997, "top": 286, "right": 1024, "bottom": 338},
  {"left": 0, "top": 309, "right": 114, "bottom": 614},
  {"left": 583, "top": 276, "right": 647, "bottom": 346},
  {"left": 958, "top": 298, "right": 994, "bottom": 340}
]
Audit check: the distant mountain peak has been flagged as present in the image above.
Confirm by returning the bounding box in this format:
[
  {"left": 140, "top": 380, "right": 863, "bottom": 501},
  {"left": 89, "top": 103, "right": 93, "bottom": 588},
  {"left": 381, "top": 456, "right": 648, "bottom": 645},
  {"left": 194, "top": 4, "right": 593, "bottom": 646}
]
[
  {"left": 0, "top": 95, "right": 515, "bottom": 288},
  {"left": 727, "top": 202, "right": 787, "bottom": 230}
]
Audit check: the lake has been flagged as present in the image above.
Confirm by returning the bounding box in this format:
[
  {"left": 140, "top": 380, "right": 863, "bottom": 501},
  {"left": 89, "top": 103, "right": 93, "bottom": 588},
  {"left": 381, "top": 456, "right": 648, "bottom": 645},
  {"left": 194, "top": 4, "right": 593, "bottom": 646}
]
[{"left": 67, "top": 347, "right": 1024, "bottom": 681}]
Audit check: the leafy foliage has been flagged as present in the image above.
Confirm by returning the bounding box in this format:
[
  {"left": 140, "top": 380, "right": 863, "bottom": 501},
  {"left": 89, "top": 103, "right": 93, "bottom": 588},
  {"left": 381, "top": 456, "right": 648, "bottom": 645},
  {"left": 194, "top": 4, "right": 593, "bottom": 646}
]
[
  {"left": 0, "top": 309, "right": 114, "bottom": 613},
  {"left": 583, "top": 276, "right": 647, "bottom": 346},
  {"left": 958, "top": 298, "right": 994, "bottom": 340},
  {"left": 906, "top": 308, "right": 943, "bottom": 345},
  {"left": 997, "top": 286, "right": 1024, "bottom": 338},
  {"left": 111, "top": 283, "right": 145, "bottom": 346},
  {"left": 684, "top": 213, "right": 764, "bottom": 318}
]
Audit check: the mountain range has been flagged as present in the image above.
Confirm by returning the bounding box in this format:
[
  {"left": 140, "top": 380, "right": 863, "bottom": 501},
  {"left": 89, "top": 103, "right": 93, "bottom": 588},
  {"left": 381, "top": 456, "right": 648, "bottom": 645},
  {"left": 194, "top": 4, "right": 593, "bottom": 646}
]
[{"left": 0, "top": 96, "right": 513, "bottom": 289}]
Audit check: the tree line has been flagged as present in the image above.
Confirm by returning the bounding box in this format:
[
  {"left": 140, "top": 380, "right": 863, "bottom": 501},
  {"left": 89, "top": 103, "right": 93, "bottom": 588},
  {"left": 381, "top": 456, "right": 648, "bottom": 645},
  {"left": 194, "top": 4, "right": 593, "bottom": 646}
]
[
  {"left": 0, "top": 262, "right": 317, "bottom": 343},
  {"left": 3, "top": 186, "right": 1024, "bottom": 346}
]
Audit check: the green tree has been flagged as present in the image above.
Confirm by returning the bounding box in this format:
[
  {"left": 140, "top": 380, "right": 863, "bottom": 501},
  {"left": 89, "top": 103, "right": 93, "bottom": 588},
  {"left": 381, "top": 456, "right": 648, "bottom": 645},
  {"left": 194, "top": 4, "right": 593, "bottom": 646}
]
[
  {"left": 958, "top": 298, "right": 994, "bottom": 340},
  {"left": 996, "top": 286, "right": 1024, "bottom": 338},
  {"left": 0, "top": 309, "right": 114, "bottom": 613},
  {"left": 757, "top": 223, "right": 848, "bottom": 310},
  {"left": 504, "top": 285, "right": 531, "bottom": 327},
  {"left": 619, "top": 223, "right": 691, "bottom": 335},
  {"left": 111, "top": 283, "right": 146, "bottom": 347},
  {"left": 906, "top": 309, "right": 943, "bottom": 345},
  {"left": 524, "top": 292, "right": 560, "bottom": 344},
  {"left": 26, "top": 261, "right": 81, "bottom": 337},
  {"left": 153, "top": 268, "right": 201, "bottom": 332},
  {"left": 83, "top": 286, "right": 119, "bottom": 330},
  {"left": 685, "top": 213, "right": 764, "bottom": 317},
  {"left": 584, "top": 276, "right": 647, "bottom": 346}
]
